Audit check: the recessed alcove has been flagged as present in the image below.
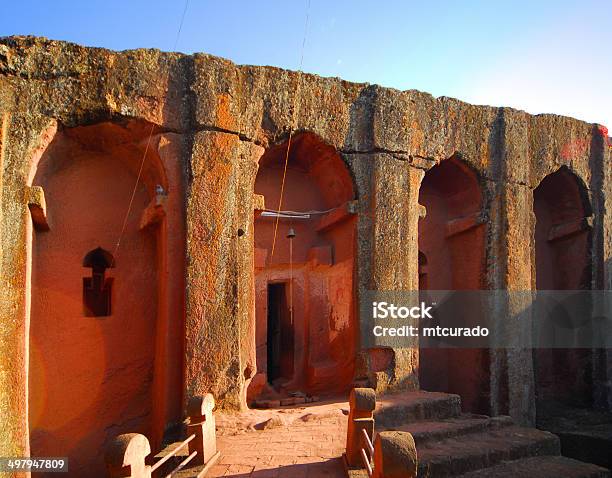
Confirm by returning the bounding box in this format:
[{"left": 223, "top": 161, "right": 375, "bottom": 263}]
[
  {"left": 533, "top": 167, "right": 593, "bottom": 412},
  {"left": 418, "top": 156, "right": 489, "bottom": 414},
  {"left": 248, "top": 132, "right": 357, "bottom": 403},
  {"left": 27, "top": 120, "right": 184, "bottom": 476}
]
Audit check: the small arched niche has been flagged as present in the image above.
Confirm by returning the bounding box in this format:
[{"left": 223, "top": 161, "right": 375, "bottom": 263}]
[
  {"left": 82, "top": 246, "right": 114, "bottom": 317},
  {"left": 418, "top": 155, "right": 489, "bottom": 414},
  {"left": 533, "top": 166, "right": 593, "bottom": 415},
  {"left": 249, "top": 132, "right": 357, "bottom": 403}
]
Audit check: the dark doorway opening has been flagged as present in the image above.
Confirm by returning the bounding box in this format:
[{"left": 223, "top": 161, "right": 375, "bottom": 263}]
[{"left": 267, "top": 283, "right": 294, "bottom": 386}]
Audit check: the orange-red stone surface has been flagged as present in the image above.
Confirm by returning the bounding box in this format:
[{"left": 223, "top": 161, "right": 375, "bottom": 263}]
[
  {"left": 0, "top": 36, "right": 611, "bottom": 478},
  {"left": 211, "top": 399, "right": 349, "bottom": 477}
]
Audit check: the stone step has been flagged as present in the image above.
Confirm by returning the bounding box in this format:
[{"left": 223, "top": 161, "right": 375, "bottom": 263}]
[
  {"left": 167, "top": 451, "right": 221, "bottom": 478},
  {"left": 456, "top": 456, "right": 611, "bottom": 478},
  {"left": 374, "top": 391, "right": 462, "bottom": 428},
  {"left": 378, "top": 414, "right": 514, "bottom": 446},
  {"left": 416, "top": 426, "right": 560, "bottom": 477},
  {"left": 555, "top": 427, "right": 612, "bottom": 470},
  {"left": 537, "top": 404, "right": 612, "bottom": 470},
  {"left": 172, "top": 464, "right": 210, "bottom": 478},
  {"left": 537, "top": 400, "right": 612, "bottom": 470}
]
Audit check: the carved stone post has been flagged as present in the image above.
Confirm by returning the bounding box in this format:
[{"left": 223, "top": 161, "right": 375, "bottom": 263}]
[
  {"left": 187, "top": 394, "right": 218, "bottom": 466},
  {"left": 105, "top": 433, "right": 152, "bottom": 478},
  {"left": 345, "top": 387, "right": 376, "bottom": 467},
  {"left": 372, "top": 431, "right": 417, "bottom": 478}
]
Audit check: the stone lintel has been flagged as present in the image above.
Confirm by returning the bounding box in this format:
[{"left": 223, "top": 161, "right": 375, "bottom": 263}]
[
  {"left": 445, "top": 211, "right": 484, "bottom": 238},
  {"left": 27, "top": 185, "right": 49, "bottom": 231},
  {"left": 253, "top": 194, "right": 265, "bottom": 218},
  {"left": 316, "top": 200, "right": 357, "bottom": 233},
  {"left": 418, "top": 204, "right": 426, "bottom": 218},
  {"left": 139, "top": 196, "right": 166, "bottom": 230},
  {"left": 548, "top": 217, "right": 592, "bottom": 242}
]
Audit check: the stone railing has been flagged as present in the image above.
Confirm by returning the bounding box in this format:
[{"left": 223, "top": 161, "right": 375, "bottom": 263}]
[
  {"left": 105, "top": 394, "right": 220, "bottom": 478},
  {"left": 344, "top": 388, "right": 417, "bottom": 478}
]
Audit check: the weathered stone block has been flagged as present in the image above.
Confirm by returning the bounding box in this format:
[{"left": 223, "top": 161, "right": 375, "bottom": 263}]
[{"left": 27, "top": 185, "right": 49, "bottom": 231}]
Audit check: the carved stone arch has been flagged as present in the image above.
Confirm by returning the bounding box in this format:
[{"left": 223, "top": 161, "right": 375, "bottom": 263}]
[
  {"left": 418, "top": 153, "right": 489, "bottom": 414},
  {"left": 532, "top": 165, "right": 594, "bottom": 417},
  {"left": 248, "top": 131, "right": 358, "bottom": 403}
]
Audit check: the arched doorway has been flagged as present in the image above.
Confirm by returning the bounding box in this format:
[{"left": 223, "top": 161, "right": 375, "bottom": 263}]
[
  {"left": 28, "top": 121, "right": 182, "bottom": 476},
  {"left": 533, "top": 167, "right": 593, "bottom": 414},
  {"left": 418, "top": 156, "right": 489, "bottom": 413},
  {"left": 248, "top": 132, "right": 357, "bottom": 403}
]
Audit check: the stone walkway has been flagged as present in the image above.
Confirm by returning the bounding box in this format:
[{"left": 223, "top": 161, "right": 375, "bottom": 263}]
[
  {"left": 208, "top": 398, "right": 349, "bottom": 477},
  {"left": 181, "top": 390, "right": 611, "bottom": 478}
]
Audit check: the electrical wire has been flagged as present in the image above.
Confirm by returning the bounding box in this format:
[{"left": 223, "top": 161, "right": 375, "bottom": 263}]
[
  {"left": 111, "top": 0, "right": 190, "bottom": 265},
  {"left": 269, "top": 0, "right": 311, "bottom": 260}
]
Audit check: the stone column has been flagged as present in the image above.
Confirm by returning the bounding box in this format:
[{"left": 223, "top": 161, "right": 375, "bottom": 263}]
[
  {"left": 369, "top": 157, "right": 423, "bottom": 292},
  {"left": 0, "top": 115, "right": 57, "bottom": 462},
  {"left": 184, "top": 130, "right": 263, "bottom": 410},
  {"left": 490, "top": 109, "right": 536, "bottom": 425},
  {"left": 593, "top": 125, "right": 612, "bottom": 410},
  {"left": 348, "top": 152, "right": 424, "bottom": 393},
  {"left": 502, "top": 182, "right": 536, "bottom": 424}
]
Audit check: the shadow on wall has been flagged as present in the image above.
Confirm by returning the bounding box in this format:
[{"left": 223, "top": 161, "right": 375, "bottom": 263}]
[
  {"left": 248, "top": 132, "right": 358, "bottom": 403},
  {"left": 27, "top": 120, "right": 185, "bottom": 477}
]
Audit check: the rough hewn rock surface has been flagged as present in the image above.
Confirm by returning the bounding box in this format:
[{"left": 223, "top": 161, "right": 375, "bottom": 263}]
[{"left": 0, "top": 35, "right": 611, "bottom": 465}]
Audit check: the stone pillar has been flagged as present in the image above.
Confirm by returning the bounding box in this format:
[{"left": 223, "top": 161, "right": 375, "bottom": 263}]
[
  {"left": 369, "top": 157, "right": 423, "bottom": 292},
  {"left": 186, "top": 394, "right": 218, "bottom": 466},
  {"left": 349, "top": 152, "right": 425, "bottom": 393},
  {"left": 490, "top": 109, "right": 535, "bottom": 424},
  {"left": 593, "top": 125, "right": 612, "bottom": 410},
  {"left": 105, "top": 433, "right": 152, "bottom": 478},
  {"left": 184, "top": 131, "right": 263, "bottom": 410},
  {"left": 345, "top": 387, "right": 376, "bottom": 467},
  {"left": 0, "top": 116, "right": 57, "bottom": 463},
  {"left": 502, "top": 182, "right": 536, "bottom": 425},
  {"left": 372, "top": 431, "right": 417, "bottom": 478}
]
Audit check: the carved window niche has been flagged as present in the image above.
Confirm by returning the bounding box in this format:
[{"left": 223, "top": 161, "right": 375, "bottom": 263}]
[{"left": 83, "top": 247, "right": 114, "bottom": 317}]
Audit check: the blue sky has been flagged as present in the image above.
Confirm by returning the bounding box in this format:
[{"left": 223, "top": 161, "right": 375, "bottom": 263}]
[{"left": 2, "top": 0, "right": 610, "bottom": 128}]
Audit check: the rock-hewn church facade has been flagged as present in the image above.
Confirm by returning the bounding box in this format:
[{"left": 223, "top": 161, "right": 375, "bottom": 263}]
[{"left": 0, "top": 36, "right": 610, "bottom": 475}]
